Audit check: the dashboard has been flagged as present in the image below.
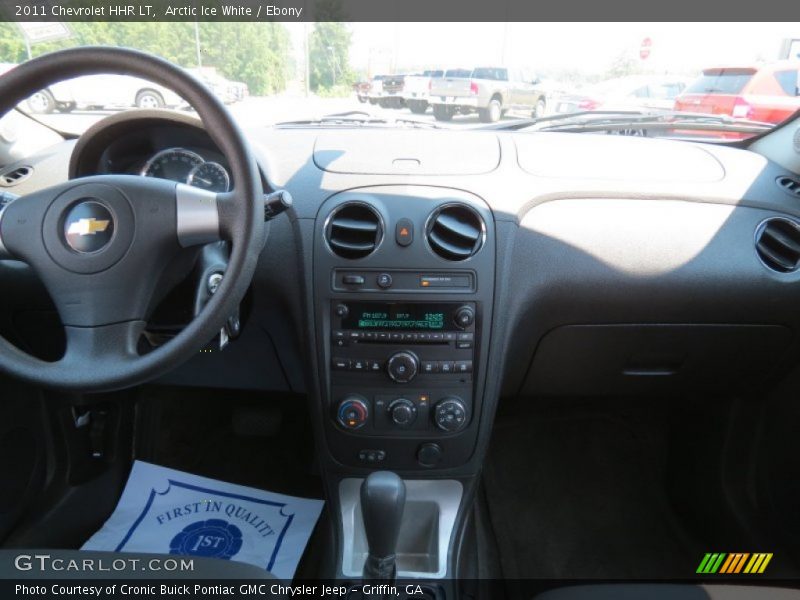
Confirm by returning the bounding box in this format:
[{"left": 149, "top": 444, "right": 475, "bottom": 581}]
[{"left": 3, "top": 110, "right": 800, "bottom": 477}]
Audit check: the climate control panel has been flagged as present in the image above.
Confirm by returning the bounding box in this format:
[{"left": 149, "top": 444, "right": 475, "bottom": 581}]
[{"left": 334, "top": 392, "right": 470, "bottom": 435}]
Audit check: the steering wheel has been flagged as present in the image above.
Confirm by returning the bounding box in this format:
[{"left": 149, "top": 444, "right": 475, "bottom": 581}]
[{"left": 0, "top": 47, "right": 265, "bottom": 392}]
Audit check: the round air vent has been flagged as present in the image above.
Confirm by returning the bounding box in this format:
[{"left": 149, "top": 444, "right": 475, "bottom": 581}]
[
  {"left": 755, "top": 217, "right": 800, "bottom": 273},
  {"left": 325, "top": 203, "right": 382, "bottom": 259},
  {"left": 426, "top": 204, "right": 485, "bottom": 261}
]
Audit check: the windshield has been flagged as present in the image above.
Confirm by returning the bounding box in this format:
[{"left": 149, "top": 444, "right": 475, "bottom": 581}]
[{"left": 3, "top": 22, "right": 799, "bottom": 141}]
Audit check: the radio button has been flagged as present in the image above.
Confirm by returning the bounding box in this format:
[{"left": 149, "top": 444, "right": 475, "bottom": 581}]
[
  {"left": 390, "top": 332, "right": 403, "bottom": 341},
  {"left": 431, "top": 333, "right": 444, "bottom": 341},
  {"left": 457, "top": 332, "right": 474, "bottom": 341},
  {"left": 455, "top": 361, "right": 473, "bottom": 374},
  {"left": 378, "top": 332, "right": 390, "bottom": 342},
  {"left": 332, "top": 358, "right": 351, "bottom": 370},
  {"left": 444, "top": 332, "right": 456, "bottom": 342},
  {"left": 439, "top": 361, "right": 455, "bottom": 374},
  {"left": 421, "top": 361, "right": 439, "bottom": 374},
  {"left": 352, "top": 359, "right": 367, "bottom": 371},
  {"left": 367, "top": 359, "right": 383, "bottom": 372}
]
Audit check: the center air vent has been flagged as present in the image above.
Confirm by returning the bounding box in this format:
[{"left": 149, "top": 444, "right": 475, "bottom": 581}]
[
  {"left": 776, "top": 176, "right": 800, "bottom": 198},
  {"left": 325, "top": 203, "right": 382, "bottom": 259},
  {"left": 755, "top": 218, "right": 800, "bottom": 273},
  {"left": 426, "top": 204, "right": 485, "bottom": 261}
]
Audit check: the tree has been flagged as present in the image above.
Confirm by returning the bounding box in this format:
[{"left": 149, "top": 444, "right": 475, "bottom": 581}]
[
  {"left": 0, "top": 22, "right": 292, "bottom": 96},
  {"left": 309, "top": 22, "right": 353, "bottom": 92},
  {"left": 605, "top": 50, "right": 642, "bottom": 79}
]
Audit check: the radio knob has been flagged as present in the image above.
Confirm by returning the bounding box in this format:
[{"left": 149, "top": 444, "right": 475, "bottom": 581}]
[
  {"left": 434, "top": 397, "right": 468, "bottom": 432},
  {"left": 337, "top": 396, "right": 369, "bottom": 430},
  {"left": 386, "top": 351, "right": 419, "bottom": 383},
  {"left": 454, "top": 305, "right": 475, "bottom": 329},
  {"left": 389, "top": 398, "right": 417, "bottom": 427}
]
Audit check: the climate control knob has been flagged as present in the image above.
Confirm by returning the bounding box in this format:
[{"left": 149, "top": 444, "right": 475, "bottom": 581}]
[
  {"left": 389, "top": 398, "right": 418, "bottom": 427},
  {"left": 434, "top": 397, "right": 468, "bottom": 432},
  {"left": 386, "top": 351, "right": 419, "bottom": 383},
  {"left": 337, "top": 396, "right": 369, "bottom": 430}
]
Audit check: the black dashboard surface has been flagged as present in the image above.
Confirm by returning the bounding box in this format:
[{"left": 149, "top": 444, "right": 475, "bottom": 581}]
[{"left": 4, "top": 111, "right": 800, "bottom": 402}]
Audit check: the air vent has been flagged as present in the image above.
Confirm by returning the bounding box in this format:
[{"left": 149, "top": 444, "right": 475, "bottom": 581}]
[
  {"left": 755, "top": 218, "right": 800, "bottom": 273},
  {"left": 0, "top": 166, "right": 32, "bottom": 187},
  {"left": 426, "top": 204, "right": 485, "bottom": 261},
  {"left": 325, "top": 203, "right": 382, "bottom": 259},
  {"left": 776, "top": 175, "right": 800, "bottom": 198}
]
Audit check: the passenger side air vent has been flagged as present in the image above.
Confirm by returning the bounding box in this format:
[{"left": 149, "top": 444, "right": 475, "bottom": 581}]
[
  {"left": 0, "top": 165, "right": 32, "bottom": 187},
  {"left": 776, "top": 176, "right": 800, "bottom": 198},
  {"left": 325, "top": 203, "right": 382, "bottom": 259},
  {"left": 426, "top": 204, "right": 485, "bottom": 261},
  {"left": 755, "top": 218, "right": 800, "bottom": 273}
]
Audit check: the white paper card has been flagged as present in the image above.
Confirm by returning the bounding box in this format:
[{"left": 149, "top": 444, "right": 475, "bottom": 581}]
[{"left": 81, "top": 460, "right": 324, "bottom": 580}]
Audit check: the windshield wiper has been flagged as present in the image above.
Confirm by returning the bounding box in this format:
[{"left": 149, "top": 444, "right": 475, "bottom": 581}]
[
  {"left": 482, "top": 110, "right": 773, "bottom": 134},
  {"left": 276, "top": 112, "right": 444, "bottom": 129}
]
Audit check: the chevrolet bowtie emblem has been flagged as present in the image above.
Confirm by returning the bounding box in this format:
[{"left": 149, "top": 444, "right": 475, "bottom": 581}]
[{"left": 66, "top": 217, "right": 110, "bottom": 236}]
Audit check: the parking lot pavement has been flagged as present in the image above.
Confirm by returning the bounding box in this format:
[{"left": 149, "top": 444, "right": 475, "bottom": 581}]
[{"left": 30, "top": 94, "right": 522, "bottom": 134}]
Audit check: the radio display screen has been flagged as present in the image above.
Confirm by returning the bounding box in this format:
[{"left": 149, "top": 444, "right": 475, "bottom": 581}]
[{"left": 340, "top": 302, "right": 453, "bottom": 330}]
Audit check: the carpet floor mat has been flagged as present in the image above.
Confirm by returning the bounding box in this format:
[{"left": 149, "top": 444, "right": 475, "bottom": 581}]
[{"left": 484, "top": 407, "right": 702, "bottom": 579}]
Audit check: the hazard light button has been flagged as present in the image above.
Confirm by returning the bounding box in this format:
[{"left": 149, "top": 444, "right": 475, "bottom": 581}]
[{"left": 395, "top": 218, "right": 413, "bottom": 247}]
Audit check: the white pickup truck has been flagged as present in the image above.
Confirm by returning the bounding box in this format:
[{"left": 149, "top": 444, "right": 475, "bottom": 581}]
[
  {"left": 428, "top": 67, "right": 547, "bottom": 123},
  {"left": 401, "top": 69, "right": 444, "bottom": 114}
]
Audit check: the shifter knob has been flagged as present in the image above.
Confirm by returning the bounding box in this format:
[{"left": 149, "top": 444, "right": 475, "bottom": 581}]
[{"left": 360, "top": 471, "right": 406, "bottom": 580}]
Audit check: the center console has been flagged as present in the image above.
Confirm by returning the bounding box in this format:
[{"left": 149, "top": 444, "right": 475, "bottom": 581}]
[{"left": 313, "top": 186, "right": 495, "bottom": 472}]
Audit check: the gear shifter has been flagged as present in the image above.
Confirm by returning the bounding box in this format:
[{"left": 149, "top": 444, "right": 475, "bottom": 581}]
[{"left": 360, "top": 471, "right": 406, "bottom": 582}]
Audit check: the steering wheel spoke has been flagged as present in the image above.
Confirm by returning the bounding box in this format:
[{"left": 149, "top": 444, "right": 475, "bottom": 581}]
[
  {"left": 176, "top": 183, "right": 225, "bottom": 246},
  {"left": 61, "top": 321, "right": 144, "bottom": 371}
]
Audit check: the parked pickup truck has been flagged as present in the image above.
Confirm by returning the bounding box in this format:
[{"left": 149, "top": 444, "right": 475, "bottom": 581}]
[
  {"left": 429, "top": 67, "right": 547, "bottom": 122},
  {"left": 377, "top": 74, "right": 406, "bottom": 108},
  {"left": 353, "top": 80, "right": 371, "bottom": 103},
  {"left": 401, "top": 69, "right": 444, "bottom": 114}
]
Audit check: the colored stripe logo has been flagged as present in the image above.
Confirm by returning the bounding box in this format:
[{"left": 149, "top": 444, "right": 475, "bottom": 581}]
[{"left": 697, "top": 553, "right": 773, "bottom": 574}]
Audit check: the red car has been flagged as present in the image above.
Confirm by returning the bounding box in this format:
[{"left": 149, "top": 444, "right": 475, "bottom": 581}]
[{"left": 674, "top": 61, "right": 800, "bottom": 125}]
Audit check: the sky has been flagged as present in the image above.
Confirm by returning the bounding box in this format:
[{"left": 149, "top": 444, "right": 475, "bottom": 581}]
[{"left": 287, "top": 22, "right": 800, "bottom": 79}]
